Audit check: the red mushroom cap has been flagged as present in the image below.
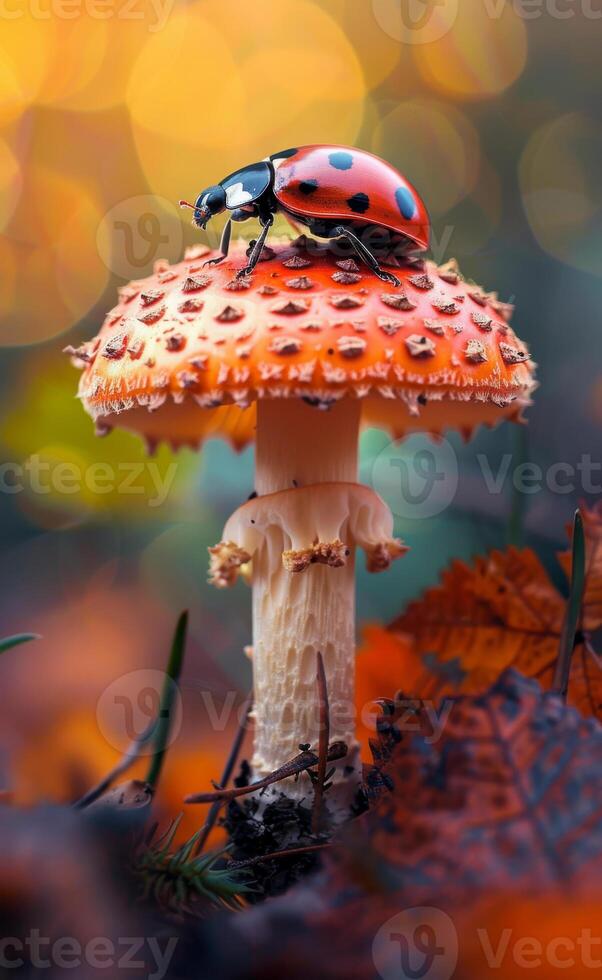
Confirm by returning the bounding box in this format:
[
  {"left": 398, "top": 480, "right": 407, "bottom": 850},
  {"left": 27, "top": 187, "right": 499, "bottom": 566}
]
[{"left": 71, "top": 238, "right": 536, "bottom": 451}]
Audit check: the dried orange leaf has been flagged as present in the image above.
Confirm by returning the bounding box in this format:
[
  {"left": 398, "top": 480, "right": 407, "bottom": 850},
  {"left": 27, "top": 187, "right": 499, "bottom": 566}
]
[
  {"left": 387, "top": 547, "right": 602, "bottom": 721},
  {"left": 392, "top": 549, "right": 563, "bottom": 689},
  {"left": 361, "top": 670, "right": 602, "bottom": 895}
]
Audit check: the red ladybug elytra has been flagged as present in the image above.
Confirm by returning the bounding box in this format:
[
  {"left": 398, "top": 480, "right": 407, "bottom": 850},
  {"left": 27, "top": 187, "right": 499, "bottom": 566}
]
[{"left": 179, "top": 145, "right": 430, "bottom": 286}]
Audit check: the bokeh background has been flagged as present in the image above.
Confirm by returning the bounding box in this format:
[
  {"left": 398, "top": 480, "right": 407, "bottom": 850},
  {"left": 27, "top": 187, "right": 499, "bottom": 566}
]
[{"left": 0, "top": 0, "right": 599, "bottom": 831}]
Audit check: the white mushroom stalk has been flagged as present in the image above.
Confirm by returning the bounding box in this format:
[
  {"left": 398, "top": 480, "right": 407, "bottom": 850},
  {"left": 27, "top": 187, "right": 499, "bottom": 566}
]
[{"left": 209, "top": 398, "right": 406, "bottom": 809}]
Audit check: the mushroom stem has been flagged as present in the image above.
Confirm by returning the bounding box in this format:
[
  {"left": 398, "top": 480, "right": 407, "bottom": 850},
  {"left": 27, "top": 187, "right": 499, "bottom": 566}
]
[
  {"left": 251, "top": 398, "right": 362, "bottom": 808},
  {"left": 210, "top": 400, "right": 406, "bottom": 816},
  {"left": 255, "top": 397, "right": 360, "bottom": 494}
]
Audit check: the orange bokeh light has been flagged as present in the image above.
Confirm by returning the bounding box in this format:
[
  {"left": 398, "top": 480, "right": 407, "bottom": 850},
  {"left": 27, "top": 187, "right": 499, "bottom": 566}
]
[
  {"left": 414, "top": 1, "right": 527, "bottom": 100},
  {"left": 126, "top": 0, "right": 365, "bottom": 201},
  {"left": 0, "top": 164, "right": 108, "bottom": 346}
]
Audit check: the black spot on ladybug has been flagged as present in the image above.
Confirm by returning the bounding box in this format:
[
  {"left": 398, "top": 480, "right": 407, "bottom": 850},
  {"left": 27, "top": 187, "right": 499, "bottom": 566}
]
[
  {"left": 329, "top": 151, "right": 354, "bottom": 171},
  {"left": 299, "top": 179, "right": 318, "bottom": 195},
  {"left": 395, "top": 186, "right": 416, "bottom": 220},
  {"left": 346, "top": 193, "right": 370, "bottom": 214}
]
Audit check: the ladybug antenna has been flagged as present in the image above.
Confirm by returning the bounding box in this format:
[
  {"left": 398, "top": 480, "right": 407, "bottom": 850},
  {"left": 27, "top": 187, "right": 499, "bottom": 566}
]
[{"left": 178, "top": 199, "right": 197, "bottom": 211}]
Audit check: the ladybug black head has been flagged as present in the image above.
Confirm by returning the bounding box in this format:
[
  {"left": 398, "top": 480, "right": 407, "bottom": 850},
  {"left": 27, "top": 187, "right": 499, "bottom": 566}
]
[{"left": 192, "top": 185, "right": 226, "bottom": 228}]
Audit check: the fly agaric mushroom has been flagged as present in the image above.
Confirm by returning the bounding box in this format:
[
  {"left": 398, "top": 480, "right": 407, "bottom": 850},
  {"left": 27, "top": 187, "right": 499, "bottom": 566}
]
[{"left": 70, "top": 237, "right": 536, "bottom": 814}]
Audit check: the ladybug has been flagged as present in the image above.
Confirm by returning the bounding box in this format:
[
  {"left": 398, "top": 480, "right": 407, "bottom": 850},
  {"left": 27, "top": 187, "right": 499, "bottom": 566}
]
[{"left": 179, "top": 145, "right": 429, "bottom": 286}]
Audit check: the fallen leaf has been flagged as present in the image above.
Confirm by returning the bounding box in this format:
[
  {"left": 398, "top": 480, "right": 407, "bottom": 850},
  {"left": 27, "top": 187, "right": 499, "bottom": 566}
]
[
  {"left": 355, "top": 670, "right": 602, "bottom": 897},
  {"left": 394, "top": 549, "right": 563, "bottom": 688},
  {"left": 387, "top": 547, "right": 602, "bottom": 721}
]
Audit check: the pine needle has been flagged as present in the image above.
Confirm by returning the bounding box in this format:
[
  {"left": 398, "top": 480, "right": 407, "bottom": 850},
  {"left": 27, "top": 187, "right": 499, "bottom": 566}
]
[{"left": 136, "top": 819, "right": 250, "bottom": 915}]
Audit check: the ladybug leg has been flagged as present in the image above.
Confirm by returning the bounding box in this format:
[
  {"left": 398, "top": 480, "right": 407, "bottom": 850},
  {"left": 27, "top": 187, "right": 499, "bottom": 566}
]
[
  {"left": 202, "top": 219, "right": 232, "bottom": 268},
  {"left": 236, "top": 214, "right": 274, "bottom": 278},
  {"left": 332, "top": 225, "right": 401, "bottom": 287}
]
